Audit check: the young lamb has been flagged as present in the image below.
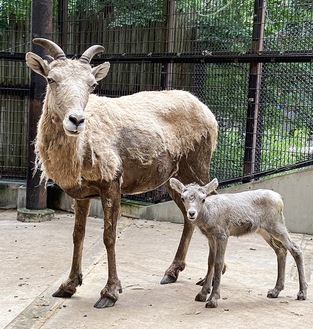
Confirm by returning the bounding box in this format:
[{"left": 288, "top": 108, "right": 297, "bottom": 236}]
[
  {"left": 25, "top": 38, "right": 218, "bottom": 308},
  {"left": 170, "top": 177, "right": 308, "bottom": 308}
]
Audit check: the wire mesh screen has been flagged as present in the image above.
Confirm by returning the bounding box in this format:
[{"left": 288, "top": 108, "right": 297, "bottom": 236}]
[
  {"left": 258, "top": 62, "right": 313, "bottom": 171},
  {"left": 1, "top": 0, "right": 313, "bottom": 203},
  {"left": 0, "top": 0, "right": 31, "bottom": 179},
  {"left": 205, "top": 62, "right": 249, "bottom": 181},
  {"left": 264, "top": 1, "right": 313, "bottom": 52}
]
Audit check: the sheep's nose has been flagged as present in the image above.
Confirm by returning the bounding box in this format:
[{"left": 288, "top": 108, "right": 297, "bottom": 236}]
[{"left": 69, "top": 114, "right": 85, "bottom": 127}]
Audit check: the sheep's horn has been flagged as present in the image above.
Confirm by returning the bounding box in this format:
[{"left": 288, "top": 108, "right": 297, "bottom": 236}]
[
  {"left": 32, "top": 38, "right": 66, "bottom": 60},
  {"left": 79, "top": 45, "right": 105, "bottom": 64}
]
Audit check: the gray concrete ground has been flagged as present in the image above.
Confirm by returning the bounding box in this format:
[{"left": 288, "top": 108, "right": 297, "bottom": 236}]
[{"left": 1, "top": 208, "right": 313, "bottom": 329}]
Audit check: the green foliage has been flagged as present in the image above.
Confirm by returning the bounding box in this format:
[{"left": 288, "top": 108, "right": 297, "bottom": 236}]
[
  {"left": 105, "top": 0, "right": 163, "bottom": 27},
  {"left": 211, "top": 127, "right": 245, "bottom": 180},
  {"left": 260, "top": 126, "right": 311, "bottom": 170},
  {"left": 191, "top": 0, "right": 254, "bottom": 51},
  {"left": 0, "top": 0, "right": 30, "bottom": 18},
  {"left": 0, "top": 0, "right": 30, "bottom": 34}
]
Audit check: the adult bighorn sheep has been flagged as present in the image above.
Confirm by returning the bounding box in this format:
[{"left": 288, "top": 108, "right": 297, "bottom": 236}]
[
  {"left": 170, "top": 177, "right": 308, "bottom": 308},
  {"left": 25, "top": 38, "right": 218, "bottom": 308}
]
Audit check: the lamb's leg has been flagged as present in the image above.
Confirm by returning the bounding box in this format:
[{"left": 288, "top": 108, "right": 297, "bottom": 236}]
[
  {"left": 270, "top": 226, "right": 308, "bottom": 300},
  {"left": 205, "top": 239, "right": 227, "bottom": 308},
  {"left": 53, "top": 198, "right": 90, "bottom": 298},
  {"left": 94, "top": 180, "right": 122, "bottom": 308},
  {"left": 258, "top": 230, "right": 287, "bottom": 298},
  {"left": 161, "top": 181, "right": 195, "bottom": 284},
  {"left": 196, "top": 262, "right": 227, "bottom": 286},
  {"left": 195, "top": 237, "right": 216, "bottom": 302}
]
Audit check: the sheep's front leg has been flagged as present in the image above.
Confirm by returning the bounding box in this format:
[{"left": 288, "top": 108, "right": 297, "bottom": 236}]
[
  {"left": 195, "top": 237, "right": 216, "bottom": 302},
  {"left": 53, "top": 198, "right": 90, "bottom": 298},
  {"left": 94, "top": 180, "right": 122, "bottom": 308},
  {"left": 206, "top": 238, "right": 227, "bottom": 308}
]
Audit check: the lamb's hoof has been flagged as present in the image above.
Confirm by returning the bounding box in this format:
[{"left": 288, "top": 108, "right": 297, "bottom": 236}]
[
  {"left": 94, "top": 296, "right": 116, "bottom": 308},
  {"left": 297, "top": 290, "right": 307, "bottom": 300},
  {"left": 196, "top": 278, "right": 205, "bottom": 286},
  {"left": 160, "top": 274, "right": 177, "bottom": 285},
  {"left": 205, "top": 300, "right": 218, "bottom": 308},
  {"left": 52, "top": 289, "right": 74, "bottom": 298},
  {"left": 195, "top": 292, "right": 207, "bottom": 302}
]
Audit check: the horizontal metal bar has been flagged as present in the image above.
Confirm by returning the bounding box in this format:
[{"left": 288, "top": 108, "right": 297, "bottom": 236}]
[
  {"left": 1, "top": 51, "right": 313, "bottom": 64},
  {"left": 0, "top": 52, "right": 26, "bottom": 60},
  {"left": 0, "top": 84, "right": 30, "bottom": 96},
  {"left": 219, "top": 159, "right": 313, "bottom": 187},
  {"left": 97, "top": 51, "right": 313, "bottom": 64}
]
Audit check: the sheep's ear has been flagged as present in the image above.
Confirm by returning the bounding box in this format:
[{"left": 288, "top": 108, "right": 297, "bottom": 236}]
[
  {"left": 92, "top": 62, "right": 110, "bottom": 81},
  {"left": 169, "top": 178, "right": 185, "bottom": 194},
  {"left": 204, "top": 178, "right": 219, "bottom": 195},
  {"left": 25, "top": 52, "right": 50, "bottom": 77}
]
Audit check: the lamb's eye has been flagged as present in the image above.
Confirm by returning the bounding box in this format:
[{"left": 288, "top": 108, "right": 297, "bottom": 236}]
[
  {"left": 202, "top": 199, "right": 205, "bottom": 203},
  {"left": 181, "top": 197, "right": 185, "bottom": 202},
  {"left": 47, "top": 77, "right": 54, "bottom": 84},
  {"left": 92, "top": 83, "right": 98, "bottom": 89}
]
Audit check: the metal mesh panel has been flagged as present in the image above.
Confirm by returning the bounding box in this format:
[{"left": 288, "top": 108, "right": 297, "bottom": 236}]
[
  {"left": 97, "top": 62, "right": 163, "bottom": 96},
  {"left": 257, "top": 62, "right": 313, "bottom": 171},
  {"left": 205, "top": 63, "right": 250, "bottom": 181},
  {"left": 264, "top": 1, "right": 313, "bottom": 52},
  {"left": 0, "top": 0, "right": 31, "bottom": 179},
  {"left": 0, "top": 0, "right": 31, "bottom": 53}
]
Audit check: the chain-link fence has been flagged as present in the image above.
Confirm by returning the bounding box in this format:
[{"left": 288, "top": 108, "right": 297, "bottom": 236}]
[{"left": 1, "top": 0, "right": 313, "bottom": 201}]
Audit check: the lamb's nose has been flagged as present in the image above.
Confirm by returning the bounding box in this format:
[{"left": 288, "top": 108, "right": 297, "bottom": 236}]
[
  {"left": 188, "top": 211, "right": 196, "bottom": 218},
  {"left": 69, "top": 114, "right": 85, "bottom": 127}
]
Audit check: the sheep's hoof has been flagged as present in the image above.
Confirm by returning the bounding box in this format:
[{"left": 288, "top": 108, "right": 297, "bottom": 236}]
[
  {"left": 160, "top": 274, "right": 177, "bottom": 285},
  {"left": 52, "top": 289, "right": 74, "bottom": 298},
  {"left": 267, "top": 288, "right": 280, "bottom": 298},
  {"left": 297, "top": 290, "right": 307, "bottom": 300},
  {"left": 94, "top": 296, "right": 116, "bottom": 308}
]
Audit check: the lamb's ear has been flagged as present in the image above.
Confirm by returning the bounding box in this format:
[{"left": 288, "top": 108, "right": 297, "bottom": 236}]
[
  {"left": 204, "top": 178, "right": 219, "bottom": 195},
  {"left": 25, "top": 52, "right": 50, "bottom": 77},
  {"left": 169, "top": 178, "right": 185, "bottom": 195},
  {"left": 92, "top": 62, "right": 110, "bottom": 81}
]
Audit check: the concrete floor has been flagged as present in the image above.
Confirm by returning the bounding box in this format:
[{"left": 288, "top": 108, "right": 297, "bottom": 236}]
[{"left": 1, "top": 209, "right": 313, "bottom": 329}]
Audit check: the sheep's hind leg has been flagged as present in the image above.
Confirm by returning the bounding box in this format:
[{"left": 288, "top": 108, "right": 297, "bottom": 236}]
[
  {"left": 53, "top": 198, "right": 90, "bottom": 298},
  {"left": 161, "top": 181, "right": 195, "bottom": 284},
  {"left": 160, "top": 218, "right": 195, "bottom": 284}
]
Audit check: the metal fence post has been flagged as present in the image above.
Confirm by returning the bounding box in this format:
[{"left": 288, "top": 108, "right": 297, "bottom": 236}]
[
  {"left": 161, "top": 0, "right": 175, "bottom": 90},
  {"left": 18, "top": 0, "right": 55, "bottom": 221},
  {"left": 58, "top": 0, "right": 68, "bottom": 52},
  {"left": 243, "top": 0, "right": 266, "bottom": 181}
]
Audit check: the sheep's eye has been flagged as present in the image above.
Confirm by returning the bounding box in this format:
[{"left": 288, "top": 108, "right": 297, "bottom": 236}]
[
  {"left": 47, "top": 77, "right": 54, "bottom": 84},
  {"left": 181, "top": 197, "right": 185, "bottom": 202},
  {"left": 92, "top": 82, "right": 98, "bottom": 89},
  {"left": 202, "top": 199, "right": 205, "bottom": 203}
]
